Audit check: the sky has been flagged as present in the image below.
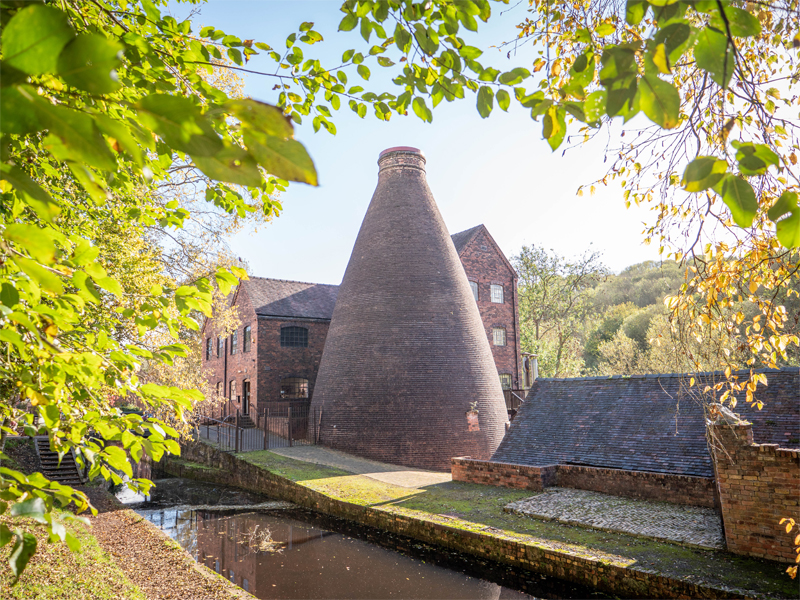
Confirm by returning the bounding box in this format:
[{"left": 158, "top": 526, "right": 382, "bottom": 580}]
[{"left": 172, "top": 0, "right": 663, "bottom": 285}]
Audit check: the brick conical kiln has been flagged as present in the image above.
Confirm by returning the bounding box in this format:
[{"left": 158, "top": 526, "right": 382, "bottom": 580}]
[{"left": 310, "top": 147, "right": 508, "bottom": 471}]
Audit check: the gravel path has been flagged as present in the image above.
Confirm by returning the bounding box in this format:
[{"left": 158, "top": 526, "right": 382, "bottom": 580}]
[
  {"left": 84, "top": 487, "right": 253, "bottom": 600},
  {"left": 268, "top": 445, "right": 452, "bottom": 488},
  {"left": 505, "top": 488, "right": 724, "bottom": 549}
]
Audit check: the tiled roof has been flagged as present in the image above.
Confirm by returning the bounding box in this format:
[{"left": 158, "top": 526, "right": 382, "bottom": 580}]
[
  {"left": 244, "top": 277, "right": 339, "bottom": 320},
  {"left": 450, "top": 225, "right": 483, "bottom": 255},
  {"left": 492, "top": 368, "right": 799, "bottom": 478}
]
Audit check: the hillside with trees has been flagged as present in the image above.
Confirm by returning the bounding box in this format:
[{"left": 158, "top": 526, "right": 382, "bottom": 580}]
[{"left": 515, "top": 249, "right": 800, "bottom": 379}]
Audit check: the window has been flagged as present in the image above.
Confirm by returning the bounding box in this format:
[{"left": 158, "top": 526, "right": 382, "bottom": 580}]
[
  {"left": 469, "top": 281, "right": 478, "bottom": 302},
  {"left": 243, "top": 325, "right": 251, "bottom": 352},
  {"left": 217, "top": 336, "right": 223, "bottom": 357},
  {"left": 243, "top": 579, "right": 249, "bottom": 592},
  {"left": 490, "top": 284, "right": 504, "bottom": 303},
  {"left": 216, "top": 381, "right": 221, "bottom": 396},
  {"left": 280, "top": 377, "right": 309, "bottom": 399},
  {"left": 281, "top": 326, "right": 308, "bottom": 348},
  {"left": 229, "top": 380, "right": 236, "bottom": 401},
  {"left": 206, "top": 338, "right": 212, "bottom": 361},
  {"left": 499, "top": 373, "right": 512, "bottom": 389},
  {"left": 492, "top": 327, "right": 506, "bottom": 346},
  {"left": 230, "top": 330, "right": 238, "bottom": 354},
  {"left": 229, "top": 569, "right": 235, "bottom": 582}
]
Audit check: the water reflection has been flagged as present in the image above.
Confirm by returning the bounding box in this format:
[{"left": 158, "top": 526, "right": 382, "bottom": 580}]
[{"left": 138, "top": 507, "right": 532, "bottom": 600}]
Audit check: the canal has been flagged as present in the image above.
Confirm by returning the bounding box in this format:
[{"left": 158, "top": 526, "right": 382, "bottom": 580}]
[{"left": 126, "top": 478, "right": 608, "bottom": 600}]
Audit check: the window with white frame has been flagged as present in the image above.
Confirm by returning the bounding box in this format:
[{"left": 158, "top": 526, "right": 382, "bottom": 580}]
[
  {"left": 490, "top": 284, "right": 504, "bottom": 303},
  {"left": 469, "top": 281, "right": 478, "bottom": 302},
  {"left": 492, "top": 327, "right": 506, "bottom": 346}
]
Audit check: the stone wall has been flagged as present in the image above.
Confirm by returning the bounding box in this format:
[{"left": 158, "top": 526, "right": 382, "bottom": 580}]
[
  {"left": 167, "top": 441, "right": 747, "bottom": 599},
  {"left": 711, "top": 418, "right": 800, "bottom": 563},
  {"left": 451, "top": 458, "right": 717, "bottom": 508}
]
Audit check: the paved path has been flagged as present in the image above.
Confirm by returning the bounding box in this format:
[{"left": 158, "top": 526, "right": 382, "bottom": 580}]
[
  {"left": 268, "top": 445, "right": 452, "bottom": 489},
  {"left": 505, "top": 488, "right": 724, "bottom": 550}
]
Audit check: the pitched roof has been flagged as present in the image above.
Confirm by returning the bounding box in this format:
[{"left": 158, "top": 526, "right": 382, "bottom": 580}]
[
  {"left": 450, "top": 225, "right": 483, "bottom": 255},
  {"left": 243, "top": 277, "right": 339, "bottom": 320},
  {"left": 492, "top": 368, "right": 799, "bottom": 478}
]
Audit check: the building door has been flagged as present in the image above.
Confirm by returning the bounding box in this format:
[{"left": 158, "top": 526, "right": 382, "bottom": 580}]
[{"left": 242, "top": 380, "right": 250, "bottom": 415}]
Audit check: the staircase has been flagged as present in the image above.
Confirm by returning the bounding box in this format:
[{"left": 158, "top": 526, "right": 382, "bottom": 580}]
[
  {"left": 239, "top": 414, "right": 256, "bottom": 429},
  {"left": 34, "top": 437, "right": 83, "bottom": 486}
]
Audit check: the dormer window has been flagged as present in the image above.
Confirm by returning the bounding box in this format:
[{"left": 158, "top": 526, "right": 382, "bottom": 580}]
[{"left": 490, "top": 284, "right": 504, "bottom": 303}]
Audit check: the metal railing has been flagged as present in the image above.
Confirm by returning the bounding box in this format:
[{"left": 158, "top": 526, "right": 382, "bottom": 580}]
[{"left": 195, "top": 401, "right": 318, "bottom": 453}]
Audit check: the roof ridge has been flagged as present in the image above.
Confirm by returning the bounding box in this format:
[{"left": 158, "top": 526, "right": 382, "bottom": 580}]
[
  {"left": 535, "top": 366, "right": 798, "bottom": 383},
  {"left": 246, "top": 276, "right": 340, "bottom": 287}
]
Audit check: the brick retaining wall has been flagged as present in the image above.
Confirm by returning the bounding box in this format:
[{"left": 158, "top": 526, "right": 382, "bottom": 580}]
[
  {"left": 710, "top": 419, "right": 799, "bottom": 563},
  {"left": 451, "top": 458, "right": 716, "bottom": 508},
  {"left": 167, "top": 441, "right": 749, "bottom": 599}
]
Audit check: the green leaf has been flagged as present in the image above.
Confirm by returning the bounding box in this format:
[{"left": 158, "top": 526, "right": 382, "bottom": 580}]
[
  {"left": 9, "top": 531, "right": 36, "bottom": 582},
  {"left": 768, "top": 192, "right": 800, "bottom": 248},
  {"left": 244, "top": 132, "right": 318, "bottom": 186},
  {"left": 94, "top": 276, "right": 123, "bottom": 297},
  {"left": 94, "top": 115, "right": 143, "bottom": 166},
  {"left": 713, "top": 6, "right": 761, "bottom": 38},
  {"left": 357, "top": 64, "right": 370, "bottom": 80},
  {"left": 339, "top": 12, "right": 358, "bottom": 32},
  {"left": 459, "top": 46, "right": 482, "bottom": 60},
  {"left": 137, "top": 94, "right": 223, "bottom": 158},
  {"left": 0, "top": 85, "right": 48, "bottom": 135},
  {"left": 3, "top": 224, "right": 57, "bottom": 264},
  {"left": 10, "top": 498, "right": 46, "bottom": 523},
  {"left": 476, "top": 86, "right": 494, "bottom": 118},
  {"left": 0, "top": 61, "right": 28, "bottom": 88},
  {"left": 57, "top": 34, "right": 122, "bottom": 94},
  {"left": 638, "top": 74, "right": 680, "bottom": 129},
  {"left": 225, "top": 99, "right": 293, "bottom": 139},
  {"left": 626, "top": 0, "right": 649, "bottom": 25},
  {"left": 596, "top": 23, "right": 616, "bottom": 37},
  {"left": 695, "top": 26, "right": 734, "bottom": 89},
  {"left": 543, "top": 105, "right": 567, "bottom": 151},
  {"left": 38, "top": 103, "right": 117, "bottom": 171},
  {"left": 496, "top": 89, "right": 510, "bottom": 112},
  {"left": 103, "top": 445, "right": 132, "bottom": 477},
  {"left": 0, "top": 524, "right": 12, "bottom": 547},
  {"left": 498, "top": 68, "right": 531, "bottom": 86},
  {"left": 584, "top": 90, "right": 607, "bottom": 124},
  {"left": 732, "top": 142, "right": 780, "bottom": 176},
  {"left": 412, "top": 97, "right": 432, "bottom": 123},
  {"left": 682, "top": 156, "right": 727, "bottom": 192},
  {"left": 41, "top": 404, "right": 60, "bottom": 428},
  {"left": 0, "top": 283, "right": 20, "bottom": 308},
  {"left": 13, "top": 256, "right": 64, "bottom": 295},
  {"left": 2, "top": 5, "right": 74, "bottom": 75},
  {"left": 193, "top": 144, "right": 262, "bottom": 187},
  {"left": 654, "top": 22, "right": 693, "bottom": 65},
  {"left": 0, "top": 164, "right": 60, "bottom": 223},
  {"left": 718, "top": 175, "right": 758, "bottom": 228}
]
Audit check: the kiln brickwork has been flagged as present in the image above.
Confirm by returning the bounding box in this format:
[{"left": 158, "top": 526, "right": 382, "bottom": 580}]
[
  {"left": 310, "top": 148, "right": 509, "bottom": 471},
  {"left": 711, "top": 416, "right": 800, "bottom": 563},
  {"left": 452, "top": 225, "right": 520, "bottom": 387}
]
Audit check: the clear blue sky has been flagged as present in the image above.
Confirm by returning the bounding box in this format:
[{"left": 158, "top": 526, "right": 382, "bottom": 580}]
[{"left": 174, "top": 1, "right": 661, "bottom": 285}]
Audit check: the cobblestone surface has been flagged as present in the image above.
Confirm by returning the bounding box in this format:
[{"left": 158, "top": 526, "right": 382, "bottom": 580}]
[{"left": 505, "top": 488, "right": 724, "bottom": 550}]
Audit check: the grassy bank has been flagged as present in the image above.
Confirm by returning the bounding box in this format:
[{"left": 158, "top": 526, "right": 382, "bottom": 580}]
[{"left": 234, "top": 449, "right": 797, "bottom": 599}]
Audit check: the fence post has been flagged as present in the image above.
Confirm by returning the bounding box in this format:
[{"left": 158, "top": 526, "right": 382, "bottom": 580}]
[
  {"left": 288, "top": 405, "right": 293, "bottom": 447},
  {"left": 263, "top": 408, "right": 268, "bottom": 450},
  {"left": 235, "top": 410, "right": 240, "bottom": 453}
]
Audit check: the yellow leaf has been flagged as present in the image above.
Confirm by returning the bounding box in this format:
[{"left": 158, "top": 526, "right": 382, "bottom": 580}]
[
  {"left": 788, "top": 523, "right": 794, "bottom": 534},
  {"left": 749, "top": 281, "right": 758, "bottom": 294},
  {"left": 652, "top": 43, "right": 670, "bottom": 74}
]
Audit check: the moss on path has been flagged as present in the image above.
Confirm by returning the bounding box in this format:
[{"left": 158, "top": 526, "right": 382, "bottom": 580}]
[{"left": 240, "top": 449, "right": 797, "bottom": 599}]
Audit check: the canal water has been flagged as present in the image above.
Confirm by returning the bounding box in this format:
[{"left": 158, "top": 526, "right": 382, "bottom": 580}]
[{"left": 128, "top": 479, "right": 607, "bottom": 600}]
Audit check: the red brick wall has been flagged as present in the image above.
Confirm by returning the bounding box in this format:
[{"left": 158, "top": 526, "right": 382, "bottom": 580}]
[
  {"left": 451, "top": 459, "right": 716, "bottom": 507},
  {"left": 711, "top": 419, "right": 800, "bottom": 563},
  {"left": 451, "top": 457, "right": 557, "bottom": 491},
  {"left": 458, "top": 230, "right": 520, "bottom": 386},
  {"left": 202, "top": 286, "right": 259, "bottom": 415},
  {"left": 254, "top": 317, "right": 329, "bottom": 412}
]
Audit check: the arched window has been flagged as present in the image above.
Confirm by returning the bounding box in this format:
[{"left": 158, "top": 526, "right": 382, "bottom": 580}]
[
  {"left": 281, "top": 326, "right": 308, "bottom": 348},
  {"left": 243, "top": 325, "right": 252, "bottom": 352},
  {"left": 217, "top": 336, "right": 224, "bottom": 357},
  {"left": 280, "top": 377, "right": 309, "bottom": 399},
  {"left": 229, "top": 380, "right": 236, "bottom": 401}
]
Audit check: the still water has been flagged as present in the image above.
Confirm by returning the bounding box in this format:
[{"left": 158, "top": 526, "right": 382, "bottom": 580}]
[{"left": 131, "top": 479, "right": 606, "bottom": 600}]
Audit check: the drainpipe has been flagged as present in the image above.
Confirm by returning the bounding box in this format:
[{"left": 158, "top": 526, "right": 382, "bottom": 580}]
[
  {"left": 223, "top": 337, "right": 228, "bottom": 403},
  {"left": 512, "top": 275, "right": 521, "bottom": 388}
]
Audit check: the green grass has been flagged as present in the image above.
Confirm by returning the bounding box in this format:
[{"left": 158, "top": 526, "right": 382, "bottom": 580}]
[
  {"left": 0, "top": 514, "right": 146, "bottom": 600},
  {"left": 241, "top": 450, "right": 799, "bottom": 599}
]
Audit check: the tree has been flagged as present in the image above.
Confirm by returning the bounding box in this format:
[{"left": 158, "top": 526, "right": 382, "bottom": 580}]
[
  {"left": 513, "top": 244, "right": 607, "bottom": 376},
  {"left": 0, "top": 0, "right": 323, "bottom": 580}
]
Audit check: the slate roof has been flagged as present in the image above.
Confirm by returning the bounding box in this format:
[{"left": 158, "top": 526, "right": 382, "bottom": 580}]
[
  {"left": 450, "top": 225, "right": 483, "bottom": 255},
  {"left": 243, "top": 277, "right": 339, "bottom": 320},
  {"left": 492, "top": 368, "right": 799, "bottom": 478}
]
